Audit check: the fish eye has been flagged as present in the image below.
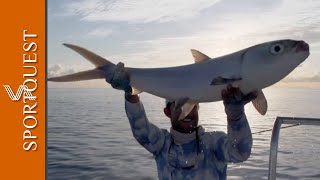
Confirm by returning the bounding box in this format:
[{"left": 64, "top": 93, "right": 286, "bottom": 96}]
[{"left": 270, "top": 43, "right": 284, "bottom": 55}]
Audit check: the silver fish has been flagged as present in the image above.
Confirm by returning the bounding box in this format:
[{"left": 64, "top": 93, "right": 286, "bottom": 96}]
[{"left": 48, "top": 40, "right": 310, "bottom": 119}]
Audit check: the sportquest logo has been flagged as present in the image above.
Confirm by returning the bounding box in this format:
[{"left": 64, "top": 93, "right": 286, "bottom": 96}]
[
  {"left": 3, "top": 85, "right": 36, "bottom": 101},
  {"left": 0, "top": 30, "right": 41, "bottom": 151}
]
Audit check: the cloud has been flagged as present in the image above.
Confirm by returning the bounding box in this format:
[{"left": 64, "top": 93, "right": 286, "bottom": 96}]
[
  {"left": 48, "top": 64, "right": 109, "bottom": 88},
  {"left": 50, "top": 0, "right": 320, "bottom": 87},
  {"left": 87, "top": 28, "right": 113, "bottom": 37},
  {"left": 63, "top": 0, "right": 222, "bottom": 23},
  {"left": 48, "top": 64, "right": 77, "bottom": 78},
  {"left": 108, "top": 0, "right": 320, "bottom": 69}
]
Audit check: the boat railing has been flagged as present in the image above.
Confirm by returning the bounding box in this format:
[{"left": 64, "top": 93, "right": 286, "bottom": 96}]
[{"left": 268, "top": 116, "right": 320, "bottom": 180}]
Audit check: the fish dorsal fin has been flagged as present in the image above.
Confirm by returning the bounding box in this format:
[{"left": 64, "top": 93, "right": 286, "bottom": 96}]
[
  {"left": 252, "top": 90, "right": 268, "bottom": 115},
  {"left": 190, "top": 49, "right": 210, "bottom": 63},
  {"left": 63, "top": 43, "right": 113, "bottom": 67}
]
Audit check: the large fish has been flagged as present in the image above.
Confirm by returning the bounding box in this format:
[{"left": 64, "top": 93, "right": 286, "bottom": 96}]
[{"left": 48, "top": 40, "right": 310, "bottom": 119}]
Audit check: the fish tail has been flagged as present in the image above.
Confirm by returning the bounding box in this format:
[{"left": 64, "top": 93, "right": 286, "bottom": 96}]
[{"left": 48, "top": 43, "right": 117, "bottom": 82}]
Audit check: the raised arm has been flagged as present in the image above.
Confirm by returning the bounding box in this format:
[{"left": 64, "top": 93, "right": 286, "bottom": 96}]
[
  {"left": 211, "top": 85, "right": 257, "bottom": 163},
  {"left": 108, "top": 62, "right": 166, "bottom": 155},
  {"left": 124, "top": 95, "right": 166, "bottom": 155},
  {"left": 213, "top": 114, "right": 253, "bottom": 163}
]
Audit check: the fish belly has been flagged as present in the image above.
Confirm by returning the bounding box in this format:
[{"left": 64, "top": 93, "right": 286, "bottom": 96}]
[
  {"left": 128, "top": 69, "right": 230, "bottom": 102},
  {"left": 127, "top": 58, "right": 242, "bottom": 102}
]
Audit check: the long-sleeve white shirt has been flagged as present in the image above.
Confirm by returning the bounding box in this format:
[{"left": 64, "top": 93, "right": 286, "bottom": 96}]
[{"left": 125, "top": 99, "right": 252, "bottom": 180}]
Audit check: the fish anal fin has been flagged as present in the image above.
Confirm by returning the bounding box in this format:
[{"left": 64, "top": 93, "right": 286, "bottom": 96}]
[
  {"left": 179, "top": 102, "right": 197, "bottom": 120},
  {"left": 252, "top": 90, "right": 268, "bottom": 115},
  {"left": 174, "top": 97, "right": 190, "bottom": 111},
  {"left": 131, "top": 87, "right": 142, "bottom": 95},
  {"left": 190, "top": 49, "right": 210, "bottom": 63},
  {"left": 173, "top": 98, "right": 198, "bottom": 120}
]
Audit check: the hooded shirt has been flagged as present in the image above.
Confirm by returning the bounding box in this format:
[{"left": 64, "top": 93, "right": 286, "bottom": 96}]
[{"left": 125, "top": 100, "right": 252, "bottom": 180}]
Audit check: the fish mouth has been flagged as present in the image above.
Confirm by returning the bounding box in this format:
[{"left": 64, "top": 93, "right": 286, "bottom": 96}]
[{"left": 295, "top": 41, "right": 309, "bottom": 53}]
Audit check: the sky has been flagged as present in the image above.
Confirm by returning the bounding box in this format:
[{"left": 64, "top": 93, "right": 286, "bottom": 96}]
[{"left": 48, "top": 0, "right": 320, "bottom": 88}]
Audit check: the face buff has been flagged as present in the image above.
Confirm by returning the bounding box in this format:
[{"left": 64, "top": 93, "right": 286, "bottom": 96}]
[{"left": 170, "top": 126, "right": 204, "bottom": 145}]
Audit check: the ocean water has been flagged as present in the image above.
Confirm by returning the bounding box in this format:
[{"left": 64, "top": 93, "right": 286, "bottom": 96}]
[{"left": 48, "top": 88, "right": 320, "bottom": 180}]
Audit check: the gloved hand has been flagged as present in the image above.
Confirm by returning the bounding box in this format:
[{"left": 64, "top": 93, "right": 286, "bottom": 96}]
[
  {"left": 221, "top": 85, "right": 258, "bottom": 122},
  {"left": 109, "top": 62, "right": 132, "bottom": 94}
]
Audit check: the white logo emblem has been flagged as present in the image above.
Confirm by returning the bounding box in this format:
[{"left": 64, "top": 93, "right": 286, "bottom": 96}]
[{"left": 3, "top": 85, "right": 36, "bottom": 101}]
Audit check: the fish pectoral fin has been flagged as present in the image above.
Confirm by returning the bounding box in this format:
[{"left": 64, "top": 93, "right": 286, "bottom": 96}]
[
  {"left": 190, "top": 49, "right": 211, "bottom": 63},
  {"left": 252, "top": 90, "right": 268, "bottom": 115},
  {"left": 48, "top": 68, "right": 105, "bottom": 82},
  {"left": 210, "top": 76, "right": 242, "bottom": 85}
]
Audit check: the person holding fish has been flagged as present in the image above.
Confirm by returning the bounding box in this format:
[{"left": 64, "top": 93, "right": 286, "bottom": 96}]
[
  {"left": 110, "top": 66, "right": 258, "bottom": 180},
  {"left": 48, "top": 39, "right": 309, "bottom": 179}
]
